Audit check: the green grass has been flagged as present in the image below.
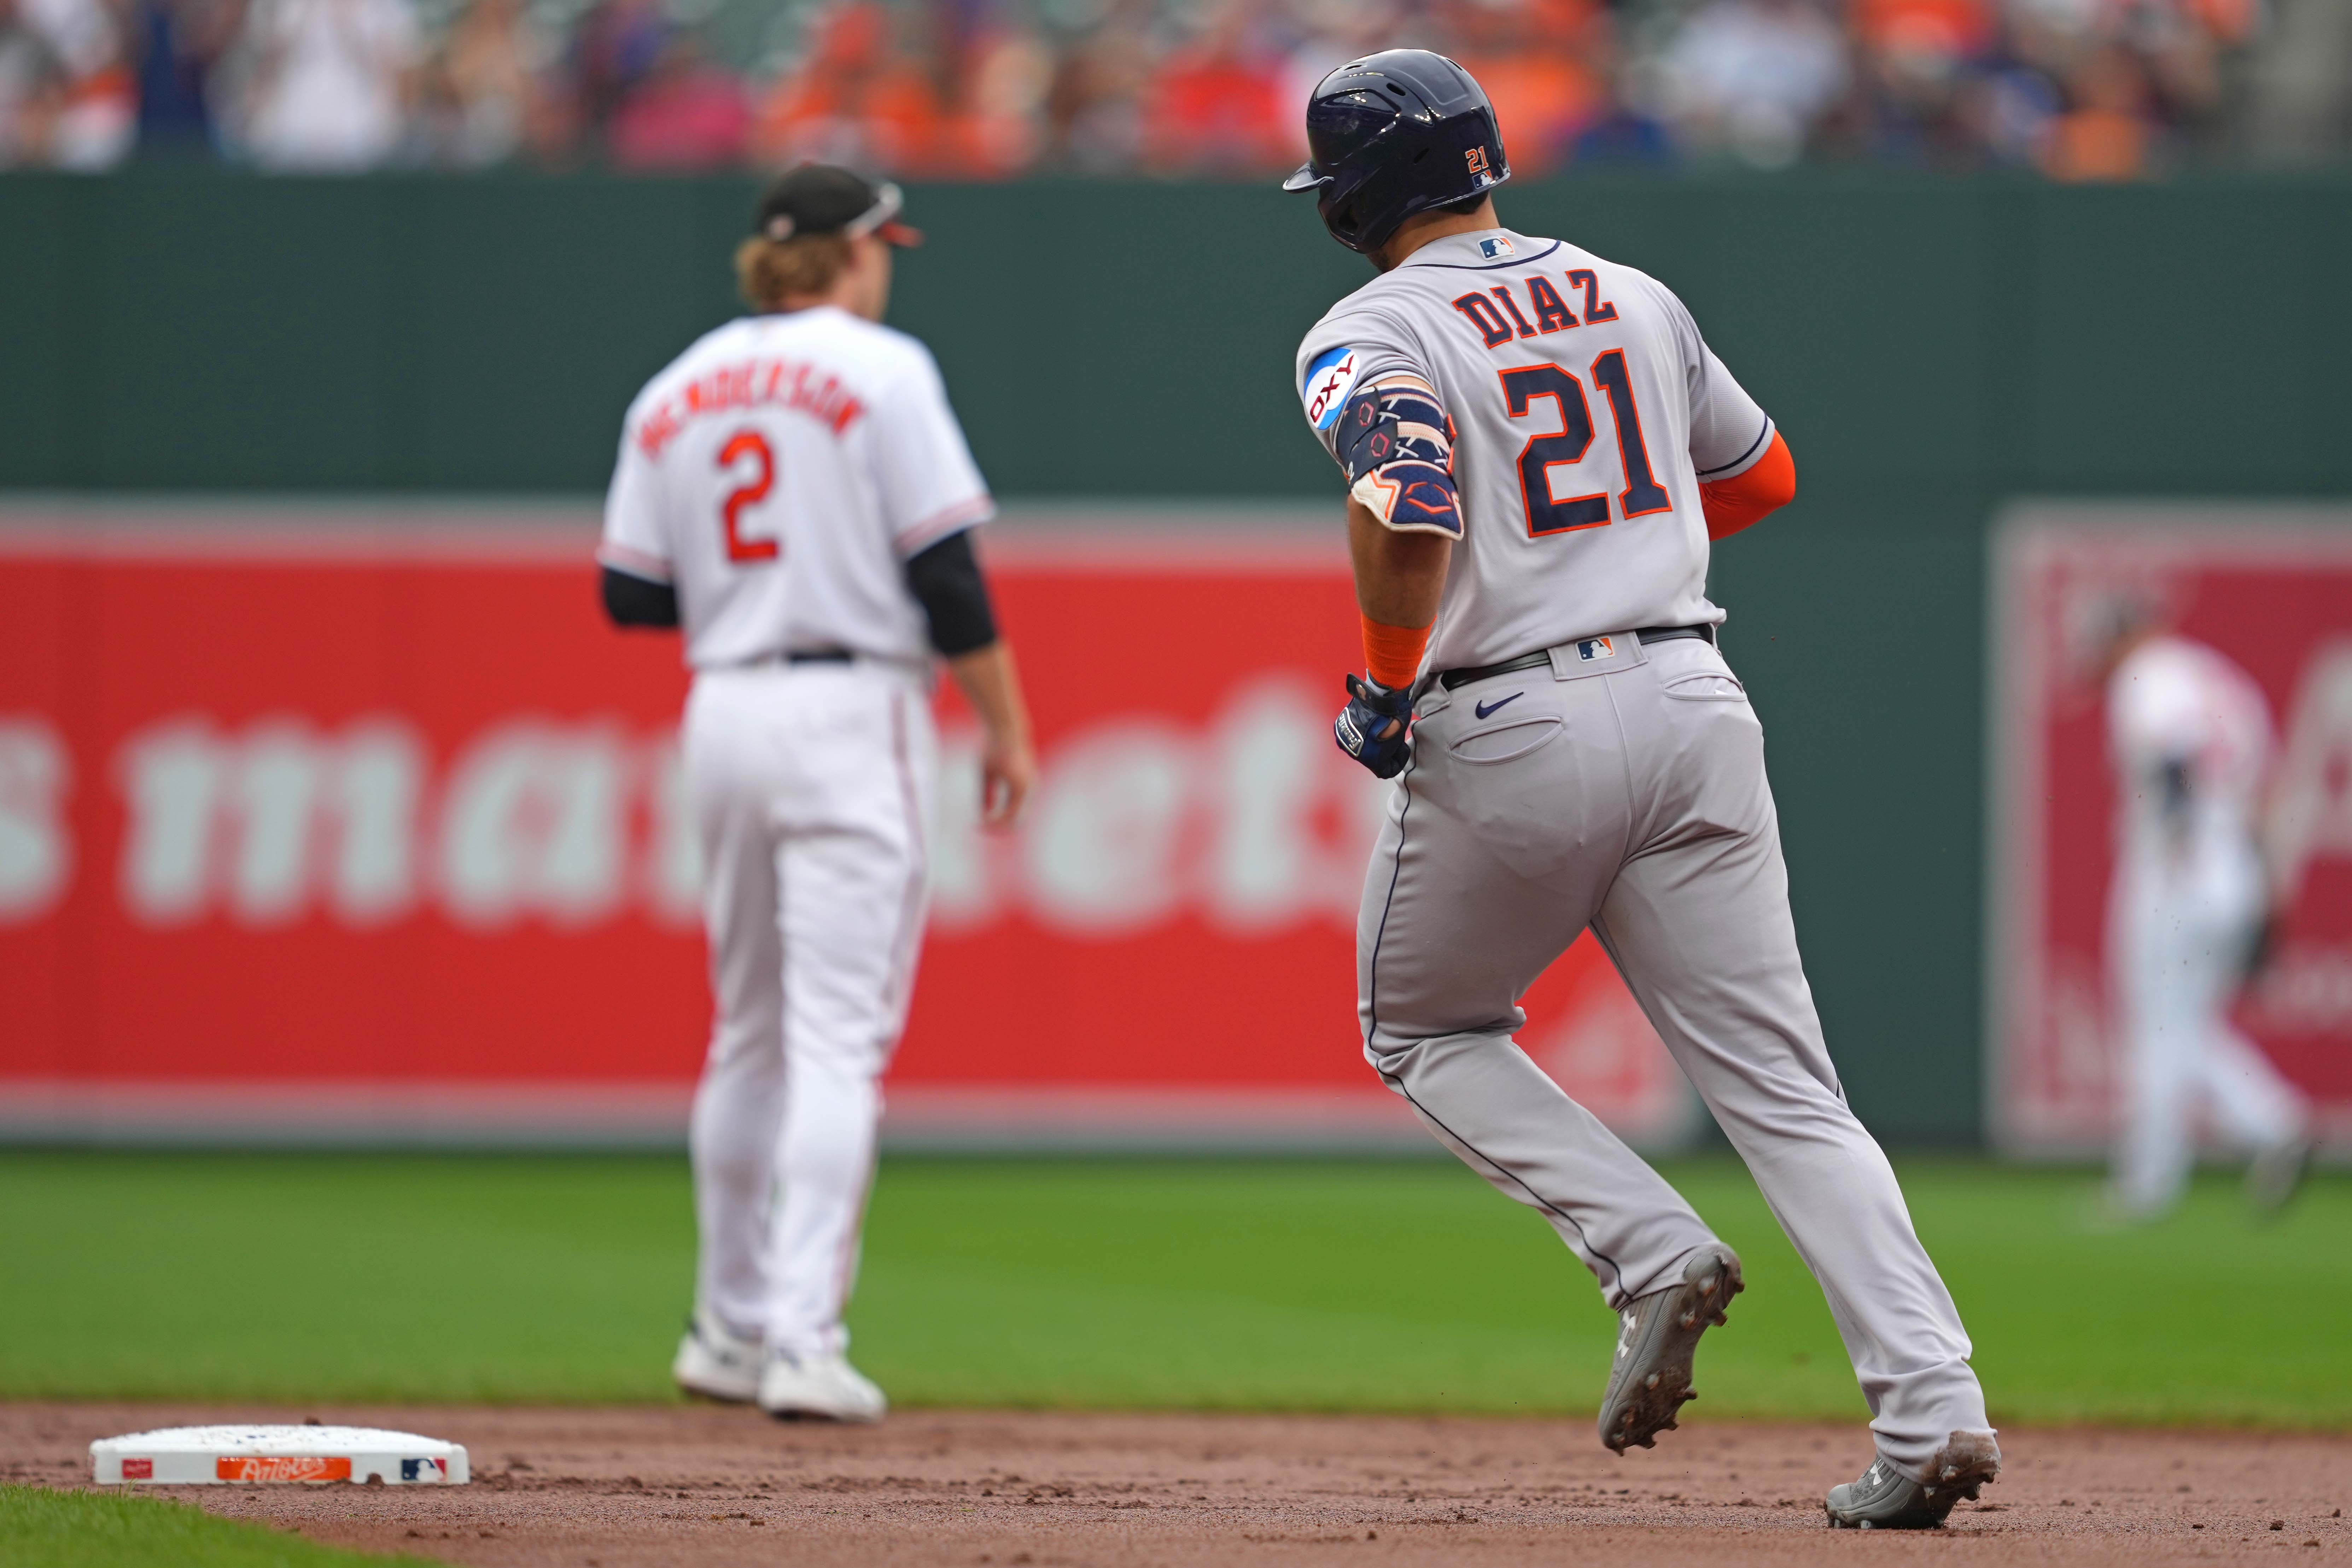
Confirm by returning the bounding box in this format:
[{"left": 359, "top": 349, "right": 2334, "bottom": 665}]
[
  {"left": 0, "top": 1484, "right": 434, "bottom": 1568},
  {"left": 0, "top": 1152, "right": 2344, "bottom": 1427}
]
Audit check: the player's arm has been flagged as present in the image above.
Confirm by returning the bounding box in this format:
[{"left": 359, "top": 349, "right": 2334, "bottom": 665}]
[
  {"left": 1330, "top": 374, "right": 1459, "bottom": 778},
  {"left": 598, "top": 408, "right": 679, "bottom": 628},
  {"left": 600, "top": 564, "right": 678, "bottom": 628},
  {"left": 1349, "top": 500, "right": 1450, "bottom": 644},
  {"left": 904, "top": 530, "right": 1033, "bottom": 826},
  {"left": 875, "top": 348, "right": 1037, "bottom": 826},
  {"left": 945, "top": 643, "right": 1032, "bottom": 827},
  {"left": 1698, "top": 431, "right": 1795, "bottom": 541},
  {"left": 1675, "top": 298, "right": 1796, "bottom": 540}
]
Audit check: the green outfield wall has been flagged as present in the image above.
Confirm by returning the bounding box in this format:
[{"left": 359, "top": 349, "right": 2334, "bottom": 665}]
[{"left": 6, "top": 169, "right": 2351, "bottom": 1143}]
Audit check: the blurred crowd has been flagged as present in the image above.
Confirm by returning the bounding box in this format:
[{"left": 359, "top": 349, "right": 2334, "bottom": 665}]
[{"left": 2, "top": 0, "right": 2345, "bottom": 177}]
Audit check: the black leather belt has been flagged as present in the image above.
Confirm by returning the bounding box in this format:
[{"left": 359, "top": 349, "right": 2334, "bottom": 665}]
[
  {"left": 731, "top": 648, "right": 856, "bottom": 668},
  {"left": 1435, "top": 624, "right": 1716, "bottom": 692}
]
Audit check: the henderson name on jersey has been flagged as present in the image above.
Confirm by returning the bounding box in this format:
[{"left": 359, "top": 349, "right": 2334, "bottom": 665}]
[{"left": 600, "top": 305, "right": 994, "bottom": 670}]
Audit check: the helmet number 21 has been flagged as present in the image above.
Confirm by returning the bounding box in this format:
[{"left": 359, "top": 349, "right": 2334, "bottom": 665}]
[
  {"left": 1500, "top": 351, "right": 1670, "bottom": 538},
  {"left": 717, "top": 429, "right": 779, "bottom": 563}
]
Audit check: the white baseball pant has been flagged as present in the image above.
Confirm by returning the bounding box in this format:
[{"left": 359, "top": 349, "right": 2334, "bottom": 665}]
[
  {"left": 2108, "top": 850, "right": 2306, "bottom": 1216},
  {"left": 1359, "top": 632, "right": 1990, "bottom": 1479},
  {"left": 681, "top": 659, "right": 934, "bottom": 1361}
]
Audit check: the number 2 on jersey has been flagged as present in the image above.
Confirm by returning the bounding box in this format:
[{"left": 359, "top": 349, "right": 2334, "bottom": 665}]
[
  {"left": 1499, "top": 350, "right": 1669, "bottom": 538},
  {"left": 717, "top": 429, "right": 778, "bottom": 563}
]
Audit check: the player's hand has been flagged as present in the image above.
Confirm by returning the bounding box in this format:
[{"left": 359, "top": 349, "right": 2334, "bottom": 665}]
[
  {"left": 979, "top": 731, "right": 1035, "bottom": 828},
  {"left": 1335, "top": 674, "right": 1413, "bottom": 779}
]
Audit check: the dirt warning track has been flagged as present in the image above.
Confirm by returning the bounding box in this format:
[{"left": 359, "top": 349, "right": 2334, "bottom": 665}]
[{"left": 4, "top": 1404, "right": 2347, "bottom": 1566}]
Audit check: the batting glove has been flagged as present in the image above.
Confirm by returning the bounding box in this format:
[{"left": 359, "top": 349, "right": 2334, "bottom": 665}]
[{"left": 1335, "top": 674, "right": 1413, "bottom": 779}]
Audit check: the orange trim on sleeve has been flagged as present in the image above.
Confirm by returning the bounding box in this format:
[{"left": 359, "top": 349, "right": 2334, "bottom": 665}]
[
  {"left": 1699, "top": 430, "right": 1796, "bottom": 541},
  {"left": 1361, "top": 613, "right": 1433, "bottom": 691}
]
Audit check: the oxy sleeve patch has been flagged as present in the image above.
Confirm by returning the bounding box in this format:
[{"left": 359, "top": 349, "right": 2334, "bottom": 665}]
[{"left": 1300, "top": 345, "right": 1364, "bottom": 432}]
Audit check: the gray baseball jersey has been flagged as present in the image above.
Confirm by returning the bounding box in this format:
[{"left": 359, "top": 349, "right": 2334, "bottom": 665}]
[
  {"left": 1295, "top": 228, "right": 1774, "bottom": 672},
  {"left": 1300, "top": 225, "right": 1993, "bottom": 1480}
]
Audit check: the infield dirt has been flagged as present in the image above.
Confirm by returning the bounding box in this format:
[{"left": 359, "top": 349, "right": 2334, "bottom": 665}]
[{"left": 4, "top": 1404, "right": 2346, "bottom": 1566}]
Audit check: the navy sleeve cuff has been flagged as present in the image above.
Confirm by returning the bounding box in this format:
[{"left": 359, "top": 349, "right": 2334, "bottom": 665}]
[
  {"left": 904, "top": 529, "right": 998, "bottom": 657},
  {"left": 601, "top": 564, "right": 679, "bottom": 629}
]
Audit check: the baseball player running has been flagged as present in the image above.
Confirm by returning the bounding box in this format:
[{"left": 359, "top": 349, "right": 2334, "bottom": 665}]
[
  {"left": 1286, "top": 52, "right": 1997, "bottom": 1529},
  {"left": 2102, "top": 609, "right": 2311, "bottom": 1219},
  {"left": 600, "top": 164, "right": 1034, "bottom": 1422}
]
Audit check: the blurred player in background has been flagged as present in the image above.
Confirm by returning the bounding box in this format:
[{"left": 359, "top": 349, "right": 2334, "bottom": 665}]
[
  {"left": 2102, "top": 607, "right": 2311, "bottom": 1220},
  {"left": 599, "top": 164, "right": 1034, "bottom": 1421}
]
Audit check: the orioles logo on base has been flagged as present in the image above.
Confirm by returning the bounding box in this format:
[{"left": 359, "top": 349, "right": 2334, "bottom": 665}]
[{"left": 217, "top": 1456, "right": 351, "bottom": 1483}]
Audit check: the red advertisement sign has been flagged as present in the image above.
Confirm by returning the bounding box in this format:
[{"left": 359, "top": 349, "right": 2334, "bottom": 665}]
[
  {"left": 1990, "top": 505, "right": 2352, "bottom": 1153},
  {"left": 0, "top": 507, "right": 1692, "bottom": 1148}
]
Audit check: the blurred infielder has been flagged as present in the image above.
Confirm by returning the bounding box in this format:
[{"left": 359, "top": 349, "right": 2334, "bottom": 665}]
[
  {"left": 2102, "top": 614, "right": 2311, "bottom": 1219},
  {"left": 1286, "top": 52, "right": 1997, "bottom": 1529},
  {"left": 600, "top": 165, "right": 1035, "bottom": 1422}
]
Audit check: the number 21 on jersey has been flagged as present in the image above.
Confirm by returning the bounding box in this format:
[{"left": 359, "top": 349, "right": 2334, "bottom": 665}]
[{"left": 1499, "top": 350, "right": 1669, "bottom": 538}]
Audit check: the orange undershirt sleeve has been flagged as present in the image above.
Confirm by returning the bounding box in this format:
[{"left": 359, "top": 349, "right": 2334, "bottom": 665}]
[
  {"left": 1360, "top": 614, "right": 1433, "bottom": 690},
  {"left": 1699, "top": 430, "right": 1797, "bottom": 541}
]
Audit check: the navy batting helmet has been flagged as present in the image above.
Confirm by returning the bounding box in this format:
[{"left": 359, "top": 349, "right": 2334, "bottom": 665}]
[{"left": 1281, "top": 51, "right": 1510, "bottom": 257}]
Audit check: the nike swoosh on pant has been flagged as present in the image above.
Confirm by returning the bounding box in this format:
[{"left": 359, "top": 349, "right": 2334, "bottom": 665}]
[{"left": 1475, "top": 692, "right": 1524, "bottom": 719}]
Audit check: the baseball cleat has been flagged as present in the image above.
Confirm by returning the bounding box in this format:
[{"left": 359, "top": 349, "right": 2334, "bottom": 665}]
[
  {"left": 1597, "top": 1243, "right": 1741, "bottom": 1454},
  {"left": 1825, "top": 1430, "right": 2001, "bottom": 1529},
  {"left": 758, "top": 1350, "right": 888, "bottom": 1423},
  {"left": 672, "top": 1312, "right": 764, "bottom": 1404},
  {"left": 2246, "top": 1135, "right": 2313, "bottom": 1216}
]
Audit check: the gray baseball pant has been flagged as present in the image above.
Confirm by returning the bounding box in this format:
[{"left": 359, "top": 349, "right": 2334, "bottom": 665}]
[{"left": 1359, "top": 630, "right": 1990, "bottom": 1477}]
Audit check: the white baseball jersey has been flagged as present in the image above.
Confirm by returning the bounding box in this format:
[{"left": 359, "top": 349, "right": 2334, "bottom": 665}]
[
  {"left": 1295, "top": 228, "right": 1774, "bottom": 672},
  {"left": 2107, "top": 634, "right": 2272, "bottom": 873},
  {"left": 601, "top": 305, "right": 993, "bottom": 669}
]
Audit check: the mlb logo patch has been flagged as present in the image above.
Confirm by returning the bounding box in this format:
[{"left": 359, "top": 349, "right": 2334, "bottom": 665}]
[
  {"left": 1478, "top": 236, "right": 1514, "bottom": 260},
  {"left": 1576, "top": 636, "right": 1617, "bottom": 661}
]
